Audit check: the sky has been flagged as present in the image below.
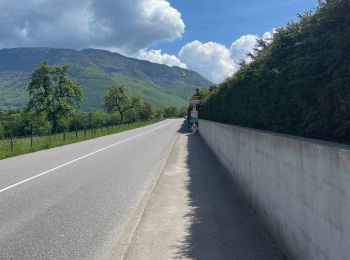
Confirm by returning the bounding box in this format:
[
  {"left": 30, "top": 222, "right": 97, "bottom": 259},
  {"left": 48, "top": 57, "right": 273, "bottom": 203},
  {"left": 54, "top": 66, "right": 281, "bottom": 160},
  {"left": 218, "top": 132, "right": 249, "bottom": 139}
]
[{"left": 0, "top": 0, "right": 319, "bottom": 83}]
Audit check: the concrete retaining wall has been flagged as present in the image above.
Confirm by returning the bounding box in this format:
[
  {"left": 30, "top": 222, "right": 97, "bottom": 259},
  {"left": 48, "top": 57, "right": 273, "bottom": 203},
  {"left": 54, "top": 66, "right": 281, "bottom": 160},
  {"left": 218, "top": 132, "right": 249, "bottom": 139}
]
[{"left": 199, "top": 119, "right": 350, "bottom": 260}]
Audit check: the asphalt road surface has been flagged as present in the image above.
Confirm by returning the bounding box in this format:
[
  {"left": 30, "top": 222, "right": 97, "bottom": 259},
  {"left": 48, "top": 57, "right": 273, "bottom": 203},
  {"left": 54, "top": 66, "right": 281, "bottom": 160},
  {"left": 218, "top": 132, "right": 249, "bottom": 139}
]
[
  {"left": 122, "top": 127, "right": 286, "bottom": 259},
  {"left": 0, "top": 119, "right": 182, "bottom": 260}
]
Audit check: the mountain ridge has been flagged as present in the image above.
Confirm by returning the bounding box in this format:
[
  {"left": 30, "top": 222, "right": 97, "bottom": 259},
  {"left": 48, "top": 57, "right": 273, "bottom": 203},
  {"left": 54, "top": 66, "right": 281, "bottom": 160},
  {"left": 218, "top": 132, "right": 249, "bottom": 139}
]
[{"left": 0, "top": 47, "right": 213, "bottom": 110}]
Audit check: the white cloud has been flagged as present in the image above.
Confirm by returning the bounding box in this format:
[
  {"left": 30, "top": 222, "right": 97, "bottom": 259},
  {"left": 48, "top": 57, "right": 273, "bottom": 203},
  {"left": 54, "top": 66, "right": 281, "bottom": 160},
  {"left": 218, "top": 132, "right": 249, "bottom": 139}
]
[
  {"left": 262, "top": 29, "right": 277, "bottom": 43},
  {"left": 179, "top": 41, "right": 238, "bottom": 83},
  {"left": 0, "top": 0, "right": 185, "bottom": 54},
  {"left": 230, "top": 34, "right": 258, "bottom": 63},
  {"left": 178, "top": 32, "right": 274, "bottom": 83},
  {"left": 137, "top": 49, "right": 187, "bottom": 68},
  {"left": 0, "top": 0, "right": 275, "bottom": 85}
]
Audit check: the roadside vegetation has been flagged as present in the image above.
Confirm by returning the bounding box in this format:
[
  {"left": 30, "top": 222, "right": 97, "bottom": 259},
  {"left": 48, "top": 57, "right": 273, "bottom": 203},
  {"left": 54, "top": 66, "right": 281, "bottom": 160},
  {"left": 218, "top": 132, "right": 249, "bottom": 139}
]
[
  {"left": 0, "top": 120, "right": 159, "bottom": 160},
  {"left": 0, "top": 62, "right": 186, "bottom": 159},
  {"left": 200, "top": 0, "right": 350, "bottom": 144}
]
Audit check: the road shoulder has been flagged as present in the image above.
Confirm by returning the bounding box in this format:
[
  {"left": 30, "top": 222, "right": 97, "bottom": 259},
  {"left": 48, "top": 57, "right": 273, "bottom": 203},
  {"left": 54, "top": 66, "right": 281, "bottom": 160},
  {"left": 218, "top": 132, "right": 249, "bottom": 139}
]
[
  {"left": 111, "top": 127, "right": 180, "bottom": 260},
  {"left": 116, "top": 129, "right": 286, "bottom": 259}
]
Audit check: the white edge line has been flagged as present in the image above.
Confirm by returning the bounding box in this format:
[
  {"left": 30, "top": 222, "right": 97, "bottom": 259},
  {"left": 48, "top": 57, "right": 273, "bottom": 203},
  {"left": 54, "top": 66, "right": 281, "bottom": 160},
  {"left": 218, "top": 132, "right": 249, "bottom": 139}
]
[{"left": 0, "top": 121, "right": 172, "bottom": 194}]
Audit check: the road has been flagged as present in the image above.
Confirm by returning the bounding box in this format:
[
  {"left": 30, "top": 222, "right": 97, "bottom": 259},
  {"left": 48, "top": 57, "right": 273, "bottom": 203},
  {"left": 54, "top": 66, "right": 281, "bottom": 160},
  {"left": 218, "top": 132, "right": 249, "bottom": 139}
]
[
  {"left": 0, "top": 119, "right": 182, "bottom": 260},
  {"left": 121, "top": 125, "right": 286, "bottom": 259}
]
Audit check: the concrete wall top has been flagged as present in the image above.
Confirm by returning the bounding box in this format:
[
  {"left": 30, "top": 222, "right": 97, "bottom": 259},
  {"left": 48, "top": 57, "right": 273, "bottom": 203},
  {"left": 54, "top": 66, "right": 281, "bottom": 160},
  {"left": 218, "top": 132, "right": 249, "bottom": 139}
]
[{"left": 199, "top": 119, "right": 350, "bottom": 260}]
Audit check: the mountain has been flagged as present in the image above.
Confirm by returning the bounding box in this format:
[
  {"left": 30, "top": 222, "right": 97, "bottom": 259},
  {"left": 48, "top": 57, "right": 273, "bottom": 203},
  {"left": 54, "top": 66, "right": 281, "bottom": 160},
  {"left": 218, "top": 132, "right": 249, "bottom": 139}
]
[{"left": 0, "top": 48, "right": 213, "bottom": 111}]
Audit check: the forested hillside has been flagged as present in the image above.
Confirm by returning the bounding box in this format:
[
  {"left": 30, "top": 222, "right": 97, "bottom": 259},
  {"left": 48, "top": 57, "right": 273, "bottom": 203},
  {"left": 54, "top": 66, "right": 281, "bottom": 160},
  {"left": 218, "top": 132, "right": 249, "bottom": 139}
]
[
  {"left": 0, "top": 48, "right": 212, "bottom": 110},
  {"left": 200, "top": 0, "right": 350, "bottom": 144}
]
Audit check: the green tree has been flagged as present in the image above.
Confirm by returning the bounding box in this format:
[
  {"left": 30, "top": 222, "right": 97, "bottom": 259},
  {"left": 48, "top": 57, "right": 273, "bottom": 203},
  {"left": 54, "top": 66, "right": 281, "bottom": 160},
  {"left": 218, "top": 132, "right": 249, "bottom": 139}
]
[
  {"left": 23, "top": 111, "right": 51, "bottom": 135},
  {"left": 27, "top": 62, "right": 82, "bottom": 132},
  {"left": 154, "top": 108, "right": 164, "bottom": 119},
  {"left": 3, "top": 113, "right": 23, "bottom": 137},
  {"left": 0, "top": 109, "right": 6, "bottom": 119},
  {"left": 163, "top": 106, "right": 178, "bottom": 118},
  {"left": 91, "top": 111, "right": 105, "bottom": 129},
  {"left": 27, "top": 62, "right": 54, "bottom": 124},
  {"left": 70, "top": 112, "right": 82, "bottom": 129},
  {"left": 139, "top": 102, "right": 154, "bottom": 120},
  {"left": 80, "top": 112, "right": 90, "bottom": 136},
  {"left": 177, "top": 106, "right": 188, "bottom": 117},
  {"left": 57, "top": 113, "right": 71, "bottom": 134},
  {"left": 53, "top": 65, "right": 82, "bottom": 131},
  {"left": 0, "top": 121, "right": 4, "bottom": 139},
  {"left": 110, "top": 112, "right": 121, "bottom": 125},
  {"left": 104, "top": 85, "right": 140, "bottom": 123}
]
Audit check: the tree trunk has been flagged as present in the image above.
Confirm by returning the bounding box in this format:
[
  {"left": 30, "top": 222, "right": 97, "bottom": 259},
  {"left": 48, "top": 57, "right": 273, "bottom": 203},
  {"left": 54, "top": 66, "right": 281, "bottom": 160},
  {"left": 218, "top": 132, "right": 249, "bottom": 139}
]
[
  {"left": 120, "top": 111, "right": 125, "bottom": 124},
  {"left": 51, "top": 116, "right": 58, "bottom": 134},
  {"left": 10, "top": 135, "right": 13, "bottom": 152}
]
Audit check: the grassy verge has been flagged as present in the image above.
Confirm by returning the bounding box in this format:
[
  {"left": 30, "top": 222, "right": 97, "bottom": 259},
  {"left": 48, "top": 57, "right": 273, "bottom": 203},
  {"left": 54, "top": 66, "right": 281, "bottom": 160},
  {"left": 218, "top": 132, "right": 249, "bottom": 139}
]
[{"left": 0, "top": 119, "right": 162, "bottom": 160}]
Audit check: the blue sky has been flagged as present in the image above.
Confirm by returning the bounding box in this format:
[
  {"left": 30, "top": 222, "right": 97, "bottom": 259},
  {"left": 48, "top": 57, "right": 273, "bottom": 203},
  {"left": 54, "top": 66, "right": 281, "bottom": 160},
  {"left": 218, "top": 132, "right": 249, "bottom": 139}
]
[
  {"left": 0, "top": 0, "right": 319, "bottom": 83},
  {"left": 156, "top": 0, "right": 318, "bottom": 55}
]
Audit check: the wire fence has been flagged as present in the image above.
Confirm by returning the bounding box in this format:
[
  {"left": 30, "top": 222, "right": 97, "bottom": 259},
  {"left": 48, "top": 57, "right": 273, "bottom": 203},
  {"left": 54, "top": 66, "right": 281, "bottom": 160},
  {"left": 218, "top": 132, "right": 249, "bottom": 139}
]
[{"left": 0, "top": 120, "right": 157, "bottom": 159}]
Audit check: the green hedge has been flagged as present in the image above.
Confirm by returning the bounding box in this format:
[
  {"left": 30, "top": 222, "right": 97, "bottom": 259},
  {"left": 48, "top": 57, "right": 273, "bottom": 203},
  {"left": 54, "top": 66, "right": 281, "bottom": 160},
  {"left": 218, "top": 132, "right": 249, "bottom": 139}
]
[{"left": 200, "top": 0, "right": 350, "bottom": 144}]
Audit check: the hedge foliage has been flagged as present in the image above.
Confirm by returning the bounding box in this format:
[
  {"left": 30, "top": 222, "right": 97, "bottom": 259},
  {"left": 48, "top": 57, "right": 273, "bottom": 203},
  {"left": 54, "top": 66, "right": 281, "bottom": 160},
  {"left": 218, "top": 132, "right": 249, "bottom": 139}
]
[{"left": 200, "top": 0, "right": 350, "bottom": 144}]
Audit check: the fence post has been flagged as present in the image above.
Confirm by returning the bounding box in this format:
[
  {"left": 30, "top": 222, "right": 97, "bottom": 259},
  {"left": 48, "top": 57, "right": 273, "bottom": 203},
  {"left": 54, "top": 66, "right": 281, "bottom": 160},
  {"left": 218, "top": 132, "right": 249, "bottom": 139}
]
[
  {"left": 63, "top": 131, "right": 66, "bottom": 141},
  {"left": 10, "top": 135, "right": 13, "bottom": 152},
  {"left": 31, "top": 132, "right": 33, "bottom": 147}
]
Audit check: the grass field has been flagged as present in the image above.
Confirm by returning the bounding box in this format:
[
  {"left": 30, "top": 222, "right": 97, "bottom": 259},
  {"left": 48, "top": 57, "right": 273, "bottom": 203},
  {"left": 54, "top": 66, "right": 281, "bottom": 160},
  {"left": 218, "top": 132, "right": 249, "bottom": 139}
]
[{"left": 0, "top": 119, "right": 161, "bottom": 160}]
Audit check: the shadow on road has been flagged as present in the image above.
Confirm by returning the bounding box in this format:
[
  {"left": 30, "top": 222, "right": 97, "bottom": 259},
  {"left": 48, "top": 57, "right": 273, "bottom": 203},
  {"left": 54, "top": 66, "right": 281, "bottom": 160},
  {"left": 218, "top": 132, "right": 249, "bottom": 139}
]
[{"left": 174, "top": 121, "right": 287, "bottom": 259}]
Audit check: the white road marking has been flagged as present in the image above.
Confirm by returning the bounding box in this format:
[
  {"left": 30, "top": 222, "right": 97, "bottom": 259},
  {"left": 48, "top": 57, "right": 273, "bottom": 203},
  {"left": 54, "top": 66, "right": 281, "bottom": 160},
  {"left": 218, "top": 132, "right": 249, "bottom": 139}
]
[{"left": 0, "top": 121, "right": 172, "bottom": 194}]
